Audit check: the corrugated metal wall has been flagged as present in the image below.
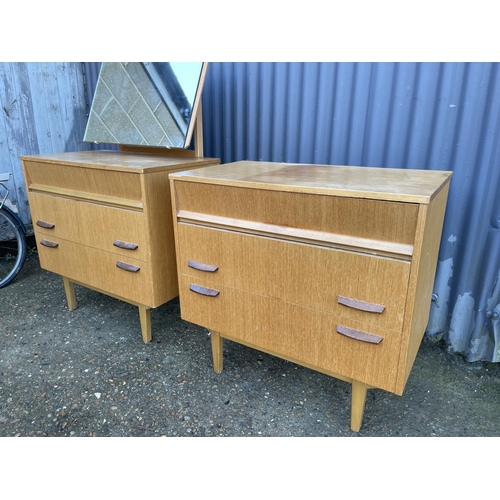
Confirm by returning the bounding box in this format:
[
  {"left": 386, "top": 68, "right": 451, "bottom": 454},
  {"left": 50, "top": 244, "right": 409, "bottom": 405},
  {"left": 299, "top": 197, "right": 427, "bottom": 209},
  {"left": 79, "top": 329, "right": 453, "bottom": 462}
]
[
  {"left": 200, "top": 62, "right": 500, "bottom": 363},
  {"left": 2, "top": 62, "right": 499, "bottom": 363}
]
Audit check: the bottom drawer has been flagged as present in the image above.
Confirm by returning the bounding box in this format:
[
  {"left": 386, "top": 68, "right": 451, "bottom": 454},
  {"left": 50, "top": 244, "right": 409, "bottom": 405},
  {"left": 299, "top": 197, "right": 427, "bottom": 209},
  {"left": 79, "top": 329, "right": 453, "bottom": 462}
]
[
  {"left": 179, "top": 275, "right": 403, "bottom": 393},
  {"left": 36, "top": 234, "right": 153, "bottom": 306}
]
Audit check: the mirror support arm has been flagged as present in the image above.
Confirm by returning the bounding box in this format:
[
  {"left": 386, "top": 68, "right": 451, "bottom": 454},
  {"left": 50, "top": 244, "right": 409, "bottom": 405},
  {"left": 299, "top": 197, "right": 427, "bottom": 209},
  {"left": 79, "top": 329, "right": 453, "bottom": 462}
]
[{"left": 194, "top": 99, "right": 204, "bottom": 158}]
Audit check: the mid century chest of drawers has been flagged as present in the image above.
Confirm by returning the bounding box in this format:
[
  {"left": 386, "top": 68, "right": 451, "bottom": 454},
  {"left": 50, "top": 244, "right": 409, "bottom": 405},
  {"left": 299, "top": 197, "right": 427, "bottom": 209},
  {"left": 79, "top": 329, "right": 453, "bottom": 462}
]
[
  {"left": 169, "top": 161, "right": 452, "bottom": 431},
  {"left": 20, "top": 150, "right": 220, "bottom": 342}
]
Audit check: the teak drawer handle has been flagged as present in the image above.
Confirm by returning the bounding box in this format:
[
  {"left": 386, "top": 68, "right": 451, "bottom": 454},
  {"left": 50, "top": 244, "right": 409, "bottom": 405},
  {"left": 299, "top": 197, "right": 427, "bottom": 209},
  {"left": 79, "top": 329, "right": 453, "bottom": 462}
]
[
  {"left": 116, "top": 261, "right": 140, "bottom": 273},
  {"left": 189, "top": 284, "right": 220, "bottom": 297},
  {"left": 188, "top": 260, "right": 219, "bottom": 272},
  {"left": 338, "top": 295, "right": 386, "bottom": 314},
  {"left": 114, "top": 240, "right": 139, "bottom": 250},
  {"left": 36, "top": 220, "right": 55, "bottom": 229},
  {"left": 40, "top": 239, "right": 58, "bottom": 248},
  {"left": 336, "top": 324, "right": 383, "bottom": 344}
]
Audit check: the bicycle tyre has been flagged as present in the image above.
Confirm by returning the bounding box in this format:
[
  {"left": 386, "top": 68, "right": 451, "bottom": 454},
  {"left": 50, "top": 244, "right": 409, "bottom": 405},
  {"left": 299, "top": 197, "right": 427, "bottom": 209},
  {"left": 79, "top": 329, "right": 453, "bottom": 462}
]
[{"left": 0, "top": 207, "right": 27, "bottom": 288}]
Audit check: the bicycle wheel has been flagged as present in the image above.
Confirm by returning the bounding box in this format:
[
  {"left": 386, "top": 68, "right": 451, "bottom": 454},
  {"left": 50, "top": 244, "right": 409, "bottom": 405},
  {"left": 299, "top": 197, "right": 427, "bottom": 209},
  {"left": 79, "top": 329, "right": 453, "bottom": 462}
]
[{"left": 0, "top": 207, "right": 27, "bottom": 288}]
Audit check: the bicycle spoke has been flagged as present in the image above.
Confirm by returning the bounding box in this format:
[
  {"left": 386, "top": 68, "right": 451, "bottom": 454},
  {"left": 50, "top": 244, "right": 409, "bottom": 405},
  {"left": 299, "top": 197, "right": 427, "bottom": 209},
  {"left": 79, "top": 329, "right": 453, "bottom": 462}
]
[{"left": 0, "top": 208, "right": 26, "bottom": 287}]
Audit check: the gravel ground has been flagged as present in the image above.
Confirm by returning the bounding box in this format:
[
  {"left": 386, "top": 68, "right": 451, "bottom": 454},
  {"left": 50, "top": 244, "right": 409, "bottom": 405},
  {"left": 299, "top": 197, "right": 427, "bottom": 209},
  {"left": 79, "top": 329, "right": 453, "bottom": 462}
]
[{"left": 1, "top": 253, "right": 499, "bottom": 438}]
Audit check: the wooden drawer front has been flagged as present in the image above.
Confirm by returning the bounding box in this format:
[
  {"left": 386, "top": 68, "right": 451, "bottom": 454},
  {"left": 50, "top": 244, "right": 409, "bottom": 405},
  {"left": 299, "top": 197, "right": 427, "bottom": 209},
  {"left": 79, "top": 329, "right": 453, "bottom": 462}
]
[
  {"left": 179, "top": 275, "right": 401, "bottom": 393},
  {"left": 174, "top": 181, "right": 419, "bottom": 248},
  {"left": 29, "top": 193, "right": 148, "bottom": 261},
  {"left": 24, "top": 161, "right": 142, "bottom": 209},
  {"left": 28, "top": 192, "right": 74, "bottom": 238},
  {"left": 178, "top": 223, "right": 410, "bottom": 331},
  {"left": 35, "top": 234, "right": 153, "bottom": 306}
]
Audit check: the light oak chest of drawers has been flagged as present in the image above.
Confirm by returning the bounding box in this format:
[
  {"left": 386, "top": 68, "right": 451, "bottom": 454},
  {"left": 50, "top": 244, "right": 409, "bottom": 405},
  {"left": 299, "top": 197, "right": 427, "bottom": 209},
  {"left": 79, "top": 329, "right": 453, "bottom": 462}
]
[
  {"left": 21, "top": 150, "right": 220, "bottom": 342},
  {"left": 170, "top": 161, "right": 452, "bottom": 431}
]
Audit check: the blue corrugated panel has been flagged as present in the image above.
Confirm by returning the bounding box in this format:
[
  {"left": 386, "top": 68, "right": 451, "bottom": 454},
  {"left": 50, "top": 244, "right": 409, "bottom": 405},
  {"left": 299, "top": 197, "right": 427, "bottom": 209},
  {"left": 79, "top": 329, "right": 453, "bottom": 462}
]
[{"left": 202, "top": 62, "right": 500, "bottom": 362}]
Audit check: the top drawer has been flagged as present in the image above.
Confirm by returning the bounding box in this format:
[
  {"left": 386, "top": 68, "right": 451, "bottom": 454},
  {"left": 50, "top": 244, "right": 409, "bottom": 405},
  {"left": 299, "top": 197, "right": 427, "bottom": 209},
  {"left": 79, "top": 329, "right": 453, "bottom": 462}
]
[
  {"left": 173, "top": 181, "right": 419, "bottom": 258},
  {"left": 23, "top": 160, "right": 142, "bottom": 210}
]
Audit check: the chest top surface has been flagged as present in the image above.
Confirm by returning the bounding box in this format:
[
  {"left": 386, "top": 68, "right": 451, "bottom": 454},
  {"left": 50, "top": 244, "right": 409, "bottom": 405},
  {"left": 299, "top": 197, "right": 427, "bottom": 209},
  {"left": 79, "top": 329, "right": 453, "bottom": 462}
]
[
  {"left": 20, "top": 150, "right": 220, "bottom": 174},
  {"left": 170, "top": 161, "right": 452, "bottom": 204}
]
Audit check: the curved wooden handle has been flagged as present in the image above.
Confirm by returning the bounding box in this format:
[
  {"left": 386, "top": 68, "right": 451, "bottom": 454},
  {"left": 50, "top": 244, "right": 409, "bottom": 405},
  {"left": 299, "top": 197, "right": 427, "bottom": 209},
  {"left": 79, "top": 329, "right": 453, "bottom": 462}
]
[
  {"left": 336, "top": 324, "right": 383, "bottom": 344},
  {"left": 116, "top": 261, "right": 140, "bottom": 273},
  {"left": 114, "top": 240, "right": 139, "bottom": 250},
  {"left": 40, "top": 239, "right": 58, "bottom": 248},
  {"left": 189, "top": 284, "right": 220, "bottom": 297},
  {"left": 188, "top": 260, "right": 219, "bottom": 272},
  {"left": 37, "top": 220, "right": 55, "bottom": 229},
  {"left": 338, "top": 295, "right": 385, "bottom": 314}
]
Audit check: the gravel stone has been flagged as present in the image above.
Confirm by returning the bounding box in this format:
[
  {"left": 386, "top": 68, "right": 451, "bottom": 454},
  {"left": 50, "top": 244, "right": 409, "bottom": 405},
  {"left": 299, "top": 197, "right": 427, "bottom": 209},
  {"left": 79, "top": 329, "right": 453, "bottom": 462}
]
[{"left": 1, "top": 254, "right": 499, "bottom": 437}]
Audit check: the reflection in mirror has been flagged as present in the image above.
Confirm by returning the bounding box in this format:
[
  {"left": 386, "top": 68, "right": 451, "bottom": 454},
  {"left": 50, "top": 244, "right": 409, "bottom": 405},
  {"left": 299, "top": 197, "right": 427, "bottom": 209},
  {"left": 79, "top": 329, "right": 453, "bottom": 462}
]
[{"left": 83, "top": 62, "right": 207, "bottom": 149}]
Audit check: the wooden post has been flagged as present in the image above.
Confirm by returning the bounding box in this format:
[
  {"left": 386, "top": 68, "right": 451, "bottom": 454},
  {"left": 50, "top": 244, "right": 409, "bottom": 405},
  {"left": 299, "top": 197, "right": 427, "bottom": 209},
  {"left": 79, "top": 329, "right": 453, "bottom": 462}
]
[
  {"left": 193, "top": 102, "right": 204, "bottom": 158},
  {"left": 351, "top": 380, "right": 368, "bottom": 432},
  {"left": 62, "top": 277, "right": 77, "bottom": 310},
  {"left": 138, "top": 305, "right": 152, "bottom": 343},
  {"left": 210, "top": 330, "right": 224, "bottom": 373}
]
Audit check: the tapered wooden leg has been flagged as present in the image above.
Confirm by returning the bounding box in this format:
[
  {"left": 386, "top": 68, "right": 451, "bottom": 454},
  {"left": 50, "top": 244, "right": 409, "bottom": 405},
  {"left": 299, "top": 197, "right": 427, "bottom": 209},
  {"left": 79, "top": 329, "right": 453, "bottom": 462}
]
[
  {"left": 138, "top": 305, "right": 152, "bottom": 343},
  {"left": 62, "top": 277, "right": 77, "bottom": 311},
  {"left": 210, "top": 330, "right": 223, "bottom": 373},
  {"left": 351, "top": 380, "right": 368, "bottom": 432}
]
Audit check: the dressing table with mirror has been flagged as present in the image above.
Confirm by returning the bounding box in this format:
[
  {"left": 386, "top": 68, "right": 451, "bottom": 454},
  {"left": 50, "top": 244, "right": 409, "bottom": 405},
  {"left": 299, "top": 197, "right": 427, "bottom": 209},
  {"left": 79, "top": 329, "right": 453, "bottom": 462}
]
[
  {"left": 21, "top": 62, "right": 220, "bottom": 343},
  {"left": 20, "top": 62, "right": 452, "bottom": 431}
]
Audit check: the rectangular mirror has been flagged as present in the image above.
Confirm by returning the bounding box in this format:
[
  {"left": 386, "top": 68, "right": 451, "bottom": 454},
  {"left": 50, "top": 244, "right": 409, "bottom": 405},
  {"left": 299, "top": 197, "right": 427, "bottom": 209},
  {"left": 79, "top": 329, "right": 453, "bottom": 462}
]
[{"left": 83, "top": 62, "right": 208, "bottom": 149}]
